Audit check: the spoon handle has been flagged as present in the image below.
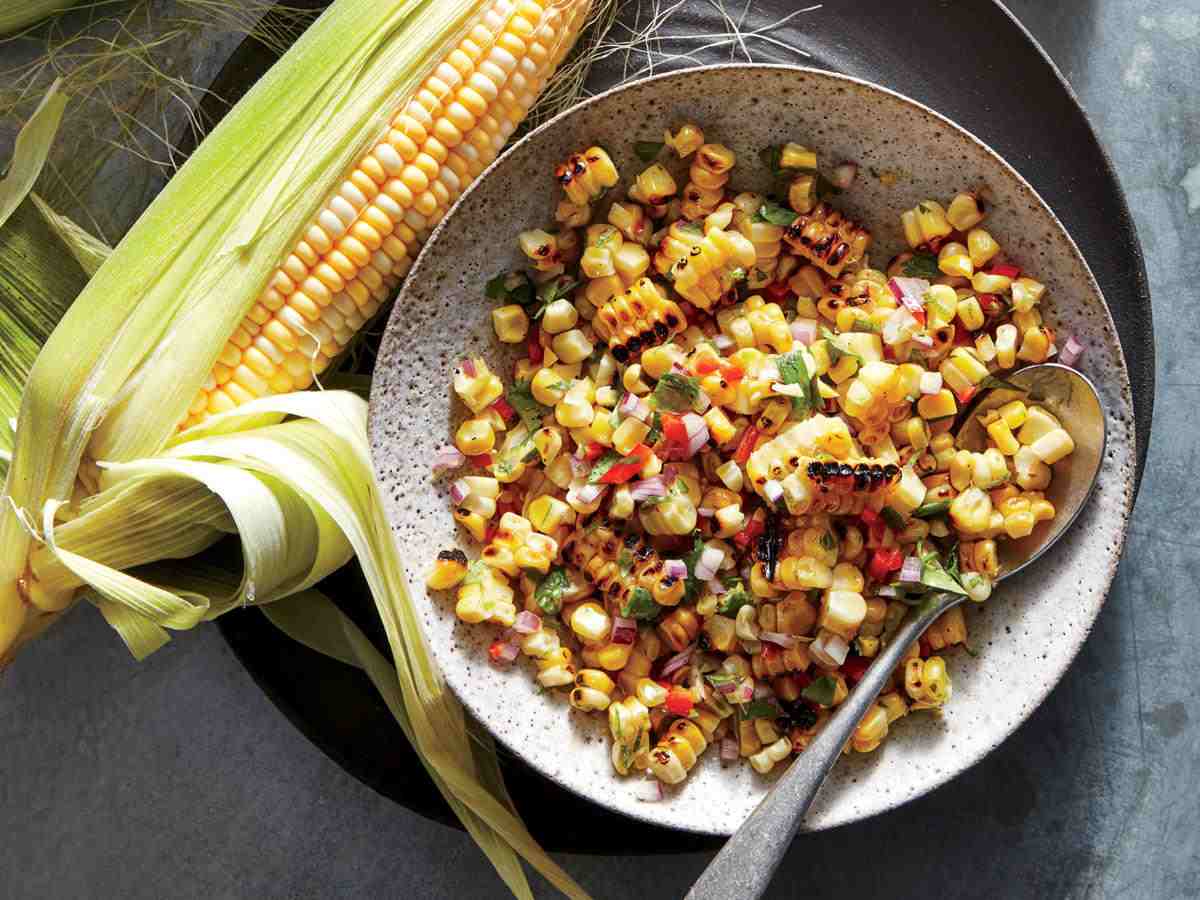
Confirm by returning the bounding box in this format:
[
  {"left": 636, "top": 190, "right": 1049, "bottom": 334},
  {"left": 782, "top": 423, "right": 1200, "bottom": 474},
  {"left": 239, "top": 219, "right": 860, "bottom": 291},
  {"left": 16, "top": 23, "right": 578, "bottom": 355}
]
[{"left": 684, "top": 595, "right": 960, "bottom": 900}]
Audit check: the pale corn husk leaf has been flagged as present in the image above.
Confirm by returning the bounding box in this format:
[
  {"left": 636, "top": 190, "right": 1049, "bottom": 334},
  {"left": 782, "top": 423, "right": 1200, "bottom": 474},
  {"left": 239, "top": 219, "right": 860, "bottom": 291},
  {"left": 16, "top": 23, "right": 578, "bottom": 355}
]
[
  {"left": 29, "top": 193, "right": 111, "bottom": 275},
  {"left": 0, "top": 78, "right": 65, "bottom": 226},
  {"left": 0, "top": 2, "right": 79, "bottom": 36}
]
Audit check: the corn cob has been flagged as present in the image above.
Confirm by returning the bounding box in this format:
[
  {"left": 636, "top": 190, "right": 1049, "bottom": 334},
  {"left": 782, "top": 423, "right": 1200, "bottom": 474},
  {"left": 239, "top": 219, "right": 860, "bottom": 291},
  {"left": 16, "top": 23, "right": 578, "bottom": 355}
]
[
  {"left": 559, "top": 518, "right": 686, "bottom": 613},
  {"left": 782, "top": 201, "right": 871, "bottom": 278},
  {"left": 181, "top": 0, "right": 590, "bottom": 429},
  {"left": 591, "top": 277, "right": 687, "bottom": 363}
]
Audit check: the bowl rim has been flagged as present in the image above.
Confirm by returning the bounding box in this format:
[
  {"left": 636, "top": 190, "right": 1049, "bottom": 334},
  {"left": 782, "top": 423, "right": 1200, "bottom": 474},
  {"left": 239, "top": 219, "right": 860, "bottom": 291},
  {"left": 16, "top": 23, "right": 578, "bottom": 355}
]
[{"left": 369, "top": 61, "right": 1136, "bottom": 835}]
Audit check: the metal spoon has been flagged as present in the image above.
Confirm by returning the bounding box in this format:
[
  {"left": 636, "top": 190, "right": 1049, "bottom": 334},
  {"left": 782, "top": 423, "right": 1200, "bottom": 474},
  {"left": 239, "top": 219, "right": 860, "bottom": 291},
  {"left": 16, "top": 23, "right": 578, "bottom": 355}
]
[{"left": 685, "top": 363, "right": 1106, "bottom": 900}]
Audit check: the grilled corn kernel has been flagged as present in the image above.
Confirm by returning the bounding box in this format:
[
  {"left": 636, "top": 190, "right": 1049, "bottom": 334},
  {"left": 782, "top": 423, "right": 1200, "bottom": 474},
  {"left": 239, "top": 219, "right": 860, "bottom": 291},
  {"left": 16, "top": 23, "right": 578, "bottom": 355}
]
[
  {"left": 987, "top": 418, "right": 1021, "bottom": 456},
  {"left": 454, "top": 358, "right": 504, "bottom": 414},
  {"left": 938, "top": 242, "right": 974, "bottom": 278},
  {"left": 818, "top": 590, "right": 867, "bottom": 640},
  {"left": 946, "top": 192, "right": 985, "bottom": 231},
  {"left": 426, "top": 549, "right": 469, "bottom": 590},
  {"left": 641, "top": 344, "right": 684, "bottom": 379},
  {"left": 852, "top": 703, "right": 890, "bottom": 753},
  {"left": 1014, "top": 446, "right": 1052, "bottom": 490},
  {"left": 966, "top": 228, "right": 1000, "bottom": 267},
  {"left": 527, "top": 494, "right": 571, "bottom": 534},
  {"left": 1011, "top": 276, "right": 1045, "bottom": 313},
  {"left": 995, "top": 323, "right": 1019, "bottom": 369},
  {"left": 530, "top": 367, "right": 570, "bottom": 406},
  {"left": 492, "top": 304, "right": 529, "bottom": 343},
  {"left": 455, "top": 417, "right": 495, "bottom": 456},
  {"left": 950, "top": 486, "right": 993, "bottom": 534},
  {"left": 924, "top": 284, "right": 959, "bottom": 329},
  {"left": 612, "top": 416, "right": 650, "bottom": 456},
  {"left": 569, "top": 601, "right": 611, "bottom": 645},
  {"left": 957, "top": 296, "right": 985, "bottom": 331},
  {"left": 996, "top": 400, "right": 1028, "bottom": 429},
  {"left": 623, "top": 363, "right": 649, "bottom": 394},
  {"left": 917, "top": 389, "right": 957, "bottom": 421}
]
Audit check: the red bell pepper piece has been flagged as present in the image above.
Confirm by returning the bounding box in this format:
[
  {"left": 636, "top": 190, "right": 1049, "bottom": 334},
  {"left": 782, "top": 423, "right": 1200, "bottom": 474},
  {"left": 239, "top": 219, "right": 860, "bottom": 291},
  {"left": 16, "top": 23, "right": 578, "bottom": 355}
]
[
  {"left": 733, "top": 426, "right": 760, "bottom": 464},
  {"left": 583, "top": 441, "right": 606, "bottom": 463},
  {"left": 860, "top": 507, "right": 880, "bottom": 527},
  {"left": 488, "top": 640, "right": 512, "bottom": 663},
  {"left": 660, "top": 412, "right": 689, "bottom": 448},
  {"left": 598, "top": 443, "right": 652, "bottom": 484},
  {"left": 720, "top": 363, "right": 744, "bottom": 382},
  {"left": 765, "top": 280, "right": 792, "bottom": 302},
  {"left": 867, "top": 546, "right": 904, "bottom": 581},
  {"left": 490, "top": 396, "right": 516, "bottom": 424},
  {"left": 841, "top": 655, "right": 870, "bottom": 684},
  {"left": 468, "top": 453, "right": 493, "bottom": 468},
  {"left": 978, "top": 293, "right": 1001, "bottom": 313},
  {"left": 733, "top": 515, "right": 764, "bottom": 549},
  {"left": 695, "top": 357, "right": 720, "bottom": 375},
  {"left": 665, "top": 686, "right": 695, "bottom": 717},
  {"left": 989, "top": 263, "right": 1021, "bottom": 279},
  {"left": 526, "top": 324, "right": 543, "bottom": 365}
]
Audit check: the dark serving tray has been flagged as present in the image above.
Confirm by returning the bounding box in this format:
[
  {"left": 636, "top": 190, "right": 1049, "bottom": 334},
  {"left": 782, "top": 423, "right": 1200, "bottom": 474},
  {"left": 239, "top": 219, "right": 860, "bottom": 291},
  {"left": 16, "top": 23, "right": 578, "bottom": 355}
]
[{"left": 204, "top": 0, "right": 1153, "bottom": 854}]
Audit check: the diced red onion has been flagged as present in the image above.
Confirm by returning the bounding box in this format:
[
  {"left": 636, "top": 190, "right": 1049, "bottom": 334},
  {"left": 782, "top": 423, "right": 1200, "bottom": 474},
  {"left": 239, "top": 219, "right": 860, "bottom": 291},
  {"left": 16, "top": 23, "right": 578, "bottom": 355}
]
[
  {"left": 919, "top": 371, "right": 943, "bottom": 395},
  {"left": 630, "top": 476, "right": 669, "bottom": 501},
  {"left": 694, "top": 545, "right": 724, "bottom": 581},
  {"left": 899, "top": 555, "right": 924, "bottom": 584},
  {"left": 876, "top": 584, "right": 898, "bottom": 598},
  {"left": 633, "top": 780, "right": 663, "bottom": 802},
  {"left": 733, "top": 683, "right": 755, "bottom": 704},
  {"left": 830, "top": 161, "right": 859, "bottom": 190},
  {"left": 713, "top": 334, "right": 735, "bottom": 351},
  {"left": 888, "top": 277, "right": 930, "bottom": 315},
  {"left": 664, "top": 558, "right": 688, "bottom": 579},
  {"left": 759, "top": 361, "right": 780, "bottom": 382},
  {"left": 618, "top": 392, "right": 640, "bottom": 417},
  {"left": 611, "top": 616, "right": 638, "bottom": 645},
  {"left": 569, "top": 455, "right": 589, "bottom": 478},
  {"left": 575, "top": 483, "right": 604, "bottom": 504},
  {"left": 810, "top": 631, "right": 849, "bottom": 667},
  {"left": 682, "top": 412, "right": 710, "bottom": 457},
  {"left": 759, "top": 631, "right": 798, "bottom": 648},
  {"left": 790, "top": 318, "right": 818, "bottom": 345},
  {"left": 513, "top": 611, "right": 542, "bottom": 634},
  {"left": 490, "top": 639, "right": 520, "bottom": 663},
  {"left": 633, "top": 397, "right": 652, "bottom": 422},
  {"left": 883, "top": 306, "right": 918, "bottom": 345},
  {"left": 763, "top": 479, "right": 783, "bottom": 504},
  {"left": 707, "top": 577, "right": 727, "bottom": 596},
  {"left": 910, "top": 333, "right": 935, "bottom": 349},
  {"left": 661, "top": 645, "right": 694, "bottom": 678},
  {"left": 697, "top": 507, "right": 715, "bottom": 518},
  {"left": 715, "top": 680, "right": 738, "bottom": 695},
  {"left": 461, "top": 358, "right": 477, "bottom": 378},
  {"left": 433, "top": 446, "right": 466, "bottom": 474},
  {"left": 720, "top": 737, "right": 739, "bottom": 761},
  {"left": 661, "top": 464, "right": 680, "bottom": 483},
  {"left": 450, "top": 478, "right": 471, "bottom": 504},
  {"left": 753, "top": 683, "right": 773, "bottom": 700},
  {"left": 1061, "top": 335, "right": 1084, "bottom": 367}
]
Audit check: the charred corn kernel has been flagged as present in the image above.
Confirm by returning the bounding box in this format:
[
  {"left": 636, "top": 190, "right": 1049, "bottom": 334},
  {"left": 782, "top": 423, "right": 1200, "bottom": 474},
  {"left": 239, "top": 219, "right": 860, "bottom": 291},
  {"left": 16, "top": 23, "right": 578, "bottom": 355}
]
[
  {"left": 552, "top": 328, "right": 594, "bottom": 364},
  {"left": 957, "top": 296, "right": 985, "bottom": 331},
  {"left": 950, "top": 486, "right": 993, "bottom": 534},
  {"left": 905, "top": 656, "right": 951, "bottom": 707},
  {"left": 974, "top": 332, "right": 998, "bottom": 362},
  {"left": 851, "top": 704, "right": 890, "bottom": 753},
  {"left": 738, "top": 718, "right": 763, "bottom": 757},
  {"left": 938, "top": 242, "right": 974, "bottom": 278},
  {"left": 609, "top": 484, "right": 635, "bottom": 519},
  {"left": 967, "top": 228, "right": 1000, "bottom": 267},
  {"left": 650, "top": 719, "right": 709, "bottom": 785},
  {"left": 1016, "top": 326, "right": 1051, "bottom": 363},
  {"left": 608, "top": 200, "right": 648, "bottom": 243},
  {"left": 783, "top": 201, "right": 872, "bottom": 277},
  {"left": 756, "top": 398, "right": 791, "bottom": 436},
  {"left": 557, "top": 145, "right": 619, "bottom": 205},
  {"left": 562, "top": 519, "right": 686, "bottom": 612},
  {"left": 613, "top": 242, "right": 651, "bottom": 284},
  {"left": 570, "top": 668, "right": 616, "bottom": 711},
  {"left": 751, "top": 643, "right": 812, "bottom": 679},
  {"left": 657, "top": 606, "right": 701, "bottom": 652},
  {"left": 595, "top": 386, "right": 619, "bottom": 408},
  {"left": 917, "top": 389, "right": 957, "bottom": 421},
  {"left": 987, "top": 418, "right": 1021, "bottom": 455},
  {"left": 960, "top": 539, "right": 1000, "bottom": 579},
  {"left": 526, "top": 494, "right": 570, "bottom": 534},
  {"left": 830, "top": 563, "right": 865, "bottom": 593},
  {"left": 631, "top": 678, "right": 666, "bottom": 709},
  {"left": 776, "top": 556, "right": 833, "bottom": 590},
  {"left": 879, "top": 691, "right": 909, "bottom": 723},
  {"left": 1030, "top": 427, "right": 1075, "bottom": 464},
  {"left": 426, "top": 549, "right": 469, "bottom": 590},
  {"left": 593, "top": 277, "right": 687, "bottom": 364},
  {"left": 555, "top": 395, "right": 593, "bottom": 430},
  {"left": 656, "top": 221, "right": 756, "bottom": 310},
  {"left": 555, "top": 199, "right": 590, "bottom": 228},
  {"left": 455, "top": 416, "right": 495, "bottom": 456},
  {"left": 818, "top": 590, "right": 867, "bottom": 640},
  {"left": 703, "top": 613, "right": 739, "bottom": 652},
  {"left": 640, "top": 494, "right": 697, "bottom": 536},
  {"left": 628, "top": 163, "right": 678, "bottom": 208},
  {"left": 946, "top": 192, "right": 985, "bottom": 231},
  {"left": 454, "top": 357, "right": 503, "bottom": 413},
  {"left": 972, "top": 271, "right": 1011, "bottom": 295},
  {"left": 520, "top": 228, "right": 559, "bottom": 267},
  {"left": 612, "top": 416, "right": 650, "bottom": 456},
  {"left": 895, "top": 416, "right": 931, "bottom": 451},
  {"left": 749, "top": 563, "right": 779, "bottom": 599},
  {"left": 662, "top": 123, "right": 703, "bottom": 158},
  {"left": 972, "top": 448, "right": 1009, "bottom": 488},
  {"left": 455, "top": 566, "right": 516, "bottom": 627},
  {"left": 569, "top": 601, "right": 611, "bottom": 645},
  {"left": 453, "top": 507, "right": 488, "bottom": 542},
  {"left": 925, "top": 605, "right": 967, "bottom": 652},
  {"left": 491, "top": 304, "right": 529, "bottom": 343},
  {"left": 713, "top": 504, "right": 745, "bottom": 538},
  {"left": 541, "top": 298, "right": 578, "bottom": 334},
  {"left": 1018, "top": 406, "right": 1060, "bottom": 445},
  {"left": 1011, "top": 276, "right": 1045, "bottom": 313},
  {"left": 900, "top": 200, "right": 952, "bottom": 248},
  {"left": 749, "top": 737, "right": 792, "bottom": 774},
  {"left": 1014, "top": 445, "right": 1052, "bottom": 490},
  {"left": 995, "top": 323, "right": 1019, "bottom": 369},
  {"left": 531, "top": 367, "right": 569, "bottom": 405}
]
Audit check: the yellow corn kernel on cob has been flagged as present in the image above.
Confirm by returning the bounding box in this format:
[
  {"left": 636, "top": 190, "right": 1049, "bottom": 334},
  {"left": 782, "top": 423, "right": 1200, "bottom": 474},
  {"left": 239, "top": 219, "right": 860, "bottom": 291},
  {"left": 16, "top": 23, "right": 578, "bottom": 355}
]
[
  {"left": 782, "top": 201, "right": 871, "bottom": 277},
  {"left": 731, "top": 192, "right": 784, "bottom": 287},
  {"left": 649, "top": 718, "right": 709, "bottom": 785},
  {"left": 657, "top": 605, "right": 701, "bottom": 653},
  {"left": 559, "top": 518, "right": 687, "bottom": 614},
  {"left": 609, "top": 695, "right": 652, "bottom": 774},
  {"left": 556, "top": 144, "right": 620, "bottom": 205},
  {"left": 654, "top": 221, "right": 757, "bottom": 311},
  {"left": 744, "top": 414, "right": 856, "bottom": 487},
  {"left": 900, "top": 200, "right": 953, "bottom": 248},
  {"left": 680, "top": 143, "right": 735, "bottom": 220},
  {"left": 181, "top": 0, "right": 590, "bottom": 429},
  {"left": 591, "top": 277, "right": 687, "bottom": 364}
]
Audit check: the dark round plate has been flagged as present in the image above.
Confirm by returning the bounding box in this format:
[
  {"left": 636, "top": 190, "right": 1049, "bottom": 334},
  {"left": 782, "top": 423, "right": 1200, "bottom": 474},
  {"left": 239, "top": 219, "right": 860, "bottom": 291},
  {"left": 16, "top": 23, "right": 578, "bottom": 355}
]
[{"left": 206, "top": 0, "right": 1153, "bottom": 854}]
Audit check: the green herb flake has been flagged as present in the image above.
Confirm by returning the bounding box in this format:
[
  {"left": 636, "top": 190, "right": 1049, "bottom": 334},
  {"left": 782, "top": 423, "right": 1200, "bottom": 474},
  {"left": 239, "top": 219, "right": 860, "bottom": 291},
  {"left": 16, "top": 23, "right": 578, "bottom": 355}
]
[
  {"left": 819, "top": 326, "right": 862, "bottom": 366},
  {"left": 716, "top": 582, "right": 754, "bottom": 617},
  {"left": 901, "top": 252, "right": 941, "bottom": 280},
  {"left": 819, "top": 531, "right": 836, "bottom": 552},
  {"left": 531, "top": 276, "right": 579, "bottom": 318},
  {"left": 881, "top": 506, "right": 907, "bottom": 531},
  {"left": 916, "top": 540, "right": 967, "bottom": 595},
  {"left": 682, "top": 533, "right": 707, "bottom": 602},
  {"left": 758, "top": 145, "right": 784, "bottom": 175},
  {"left": 801, "top": 675, "right": 838, "bottom": 707},
  {"left": 485, "top": 272, "right": 509, "bottom": 300},
  {"left": 462, "top": 560, "right": 489, "bottom": 587},
  {"left": 741, "top": 699, "right": 781, "bottom": 719},
  {"left": 776, "top": 350, "right": 815, "bottom": 415},
  {"left": 754, "top": 201, "right": 796, "bottom": 226},
  {"left": 587, "top": 450, "right": 623, "bottom": 484},
  {"left": 617, "top": 549, "right": 634, "bottom": 576},
  {"left": 645, "top": 410, "right": 663, "bottom": 446},
  {"left": 912, "top": 500, "right": 952, "bottom": 519},
  {"left": 621, "top": 586, "right": 662, "bottom": 621},
  {"left": 634, "top": 140, "right": 665, "bottom": 162},
  {"left": 850, "top": 318, "right": 881, "bottom": 334},
  {"left": 652, "top": 372, "right": 701, "bottom": 412},
  {"left": 533, "top": 567, "right": 570, "bottom": 615},
  {"left": 507, "top": 380, "right": 550, "bottom": 433}
]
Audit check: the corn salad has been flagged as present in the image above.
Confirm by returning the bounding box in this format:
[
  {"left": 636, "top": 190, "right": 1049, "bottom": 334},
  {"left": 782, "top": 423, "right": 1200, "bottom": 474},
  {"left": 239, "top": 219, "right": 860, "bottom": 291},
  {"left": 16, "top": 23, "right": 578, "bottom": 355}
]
[{"left": 426, "top": 124, "right": 1078, "bottom": 790}]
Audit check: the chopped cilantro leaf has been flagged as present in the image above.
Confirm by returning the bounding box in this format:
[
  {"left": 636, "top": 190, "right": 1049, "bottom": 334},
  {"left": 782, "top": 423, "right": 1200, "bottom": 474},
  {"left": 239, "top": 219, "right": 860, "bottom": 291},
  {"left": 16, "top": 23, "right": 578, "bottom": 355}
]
[
  {"left": 533, "top": 567, "right": 570, "bottom": 615},
  {"left": 754, "top": 201, "right": 796, "bottom": 226},
  {"left": 716, "top": 582, "right": 754, "bottom": 617},
  {"left": 881, "top": 507, "right": 907, "bottom": 531},
  {"left": 507, "top": 380, "right": 550, "bottom": 433},
  {"left": 776, "top": 350, "right": 815, "bottom": 415},
  {"left": 645, "top": 410, "right": 663, "bottom": 445},
  {"left": 621, "top": 586, "right": 662, "bottom": 621},
  {"left": 819, "top": 531, "right": 836, "bottom": 552},
  {"left": 680, "top": 220, "right": 706, "bottom": 235},
  {"left": 912, "top": 500, "right": 952, "bottom": 519},
  {"left": 587, "top": 450, "right": 623, "bottom": 484},
  {"left": 742, "top": 699, "right": 781, "bottom": 719},
  {"left": 758, "top": 145, "right": 784, "bottom": 175},
  {"left": 682, "top": 533, "right": 707, "bottom": 602},
  {"left": 916, "top": 541, "right": 967, "bottom": 595},
  {"left": 901, "top": 252, "right": 940, "bottom": 279},
  {"left": 617, "top": 550, "right": 634, "bottom": 576},
  {"left": 634, "top": 140, "right": 665, "bottom": 162},
  {"left": 801, "top": 675, "right": 838, "bottom": 707},
  {"left": 820, "top": 327, "right": 862, "bottom": 365},
  {"left": 652, "top": 372, "right": 701, "bottom": 412},
  {"left": 531, "top": 276, "right": 579, "bottom": 318}
]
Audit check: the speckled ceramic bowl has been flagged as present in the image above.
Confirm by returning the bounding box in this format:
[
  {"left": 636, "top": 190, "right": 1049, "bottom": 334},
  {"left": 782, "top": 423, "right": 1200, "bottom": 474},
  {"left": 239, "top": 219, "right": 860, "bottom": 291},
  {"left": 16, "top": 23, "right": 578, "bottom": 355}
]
[{"left": 369, "top": 65, "right": 1136, "bottom": 835}]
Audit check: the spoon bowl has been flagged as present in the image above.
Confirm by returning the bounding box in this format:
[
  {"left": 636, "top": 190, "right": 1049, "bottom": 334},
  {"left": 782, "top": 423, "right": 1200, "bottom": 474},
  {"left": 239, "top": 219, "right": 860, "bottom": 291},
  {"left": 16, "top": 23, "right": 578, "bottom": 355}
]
[{"left": 685, "top": 362, "right": 1107, "bottom": 900}]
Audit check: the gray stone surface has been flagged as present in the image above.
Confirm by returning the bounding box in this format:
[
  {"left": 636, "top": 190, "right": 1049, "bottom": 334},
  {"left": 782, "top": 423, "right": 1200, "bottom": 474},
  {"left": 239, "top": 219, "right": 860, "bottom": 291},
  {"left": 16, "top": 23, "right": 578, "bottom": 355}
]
[{"left": 2, "top": 1, "right": 1197, "bottom": 898}]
